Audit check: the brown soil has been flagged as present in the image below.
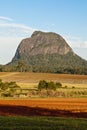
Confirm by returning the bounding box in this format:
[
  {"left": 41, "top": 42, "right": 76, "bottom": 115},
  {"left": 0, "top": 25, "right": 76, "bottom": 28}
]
[{"left": 0, "top": 98, "right": 87, "bottom": 118}]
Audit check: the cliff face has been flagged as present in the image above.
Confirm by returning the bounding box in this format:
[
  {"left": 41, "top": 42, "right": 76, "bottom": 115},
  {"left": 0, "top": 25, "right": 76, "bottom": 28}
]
[
  {"left": 13, "top": 31, "right": 74, "bottom": 61},
  {"left": 8, "top": 31, "right": 87, "bottom": 74}
]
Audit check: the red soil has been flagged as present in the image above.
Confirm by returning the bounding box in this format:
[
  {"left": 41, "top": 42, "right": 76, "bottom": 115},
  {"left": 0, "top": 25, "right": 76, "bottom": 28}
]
[{"left": 0, "top": 98, "right": 87, "bottom": 118}]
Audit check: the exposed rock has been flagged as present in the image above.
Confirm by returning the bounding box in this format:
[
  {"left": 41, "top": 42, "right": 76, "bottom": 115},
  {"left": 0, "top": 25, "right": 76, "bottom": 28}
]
[
  {"left": 7, "top": 31, "right": 87, "bottom": 74},
  {"left": 13, "top": 31, "right": 74, "bottom": 61}
]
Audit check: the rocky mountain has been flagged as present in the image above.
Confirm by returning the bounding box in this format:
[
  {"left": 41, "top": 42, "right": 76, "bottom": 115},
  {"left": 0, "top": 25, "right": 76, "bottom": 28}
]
[
  {"left": 13, "top": 31, "right": 73, "bottom": 59},
  {"left": 5, "top": 31, "right": 87, "bottom": 74}
]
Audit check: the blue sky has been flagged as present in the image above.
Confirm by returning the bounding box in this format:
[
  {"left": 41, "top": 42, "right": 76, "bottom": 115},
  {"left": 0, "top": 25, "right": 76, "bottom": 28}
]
[{"left": 0, "top": 0, "right": 87, "bottom": 64}]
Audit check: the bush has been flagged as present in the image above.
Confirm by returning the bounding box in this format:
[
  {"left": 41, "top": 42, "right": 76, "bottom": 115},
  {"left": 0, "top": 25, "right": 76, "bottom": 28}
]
[
  {"left": 38, "top": 80, "right": 48, "bottom": 91},
  {"left": 56, "top": 82, "right": 62, "bottom": 88},
  {"left": 47, "top": 81, "right": 56, "bottom": 90},
  {"left": 64, "top": 85, "right": 68, "bottom": 88},
  {"left": 38, "top": 80, "right": 62, "bottom": 91},
  {"left": 0, "top": 79, "right": 21, "bottom": 97},
  {"left": 72, "top": 86, "right": 75, "bottom": 89}
]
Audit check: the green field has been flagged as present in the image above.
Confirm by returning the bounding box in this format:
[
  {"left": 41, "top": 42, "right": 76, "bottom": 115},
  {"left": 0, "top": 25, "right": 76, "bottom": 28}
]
[
  {"left": 0, "top": 116, "right": 87, "bottom": 130},
  {"left": 0, "top": 72, "right": 87, "bottom": 130}
]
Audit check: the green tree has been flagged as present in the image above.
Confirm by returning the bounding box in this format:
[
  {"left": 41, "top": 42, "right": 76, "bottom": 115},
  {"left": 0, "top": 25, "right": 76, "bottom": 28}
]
[
  {"left": 17, "top": 61, "right": 25, "bottom": 72},
  {"left": 38, "top": 80, "right": 48, "bottom": 91},
  {"left": 47, "top": 81, "right": 56, "bottom": 90},
  {"left": 56, "top": 82, "right": 62, "bottom": 88},
  {"left": 0, "top": 79, "right": 21, "bottom": 97},
  {"left": 38, "top": 80, "right": 61, "bottom": 91}
]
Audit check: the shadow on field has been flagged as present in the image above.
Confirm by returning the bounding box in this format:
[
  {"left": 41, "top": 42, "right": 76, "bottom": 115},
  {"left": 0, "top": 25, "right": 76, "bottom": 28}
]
[{"left": 0, "top": 105, "right": 87, "bottom": 118}]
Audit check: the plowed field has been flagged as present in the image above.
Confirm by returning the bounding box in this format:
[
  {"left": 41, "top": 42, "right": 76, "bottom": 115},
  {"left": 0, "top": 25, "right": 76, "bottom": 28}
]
[{"left": 0, "top": 98, "right": 87, "bottom": 118}]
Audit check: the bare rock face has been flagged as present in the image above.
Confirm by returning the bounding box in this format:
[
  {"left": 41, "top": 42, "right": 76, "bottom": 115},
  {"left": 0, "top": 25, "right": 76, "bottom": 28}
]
[
  {"left": 13, "top": 31, "right": 74, "bottom": 61},
  {"left": 7, "top": 31, "right": 87, "bottom": 74}
]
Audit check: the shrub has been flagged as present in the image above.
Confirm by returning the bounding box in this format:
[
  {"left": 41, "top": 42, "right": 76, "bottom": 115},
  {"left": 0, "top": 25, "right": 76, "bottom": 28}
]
[
  {"left": 64, "top": 85, "right": 68, "bottom": 88},
  {"left": 38, "top": 80, "right": 62, "bottom": 91},
  {"left": 47, "top": 81, "right": 56, "bottom": 90},
  {"left": 0, "top": 79, "right": 21, "bottom": 97},
  {"left": 72, "top": 86, "right": 75, "bottom": 89},
  {"left": 56, "top": 82, "right": 62, "bottom": 88},
  {"left": 38, "top": 80, "right": 48, "bottom": 91}
]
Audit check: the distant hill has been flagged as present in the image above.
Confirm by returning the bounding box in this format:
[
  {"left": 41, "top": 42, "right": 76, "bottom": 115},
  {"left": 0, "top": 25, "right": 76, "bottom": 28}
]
[{"left": 3, "top": 31, "right": 87, "bottom": 74}]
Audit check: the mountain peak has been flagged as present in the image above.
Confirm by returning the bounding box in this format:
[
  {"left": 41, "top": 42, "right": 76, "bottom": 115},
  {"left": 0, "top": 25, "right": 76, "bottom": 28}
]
[
  {"left": 15, "top": 31, "right": 73, "bottom": 57},
  {"left": 8, "top": 30, "right": 87, "bottom": 74},
  {"left": 31, "top": 31, "right": 44, "bottom": 37}
]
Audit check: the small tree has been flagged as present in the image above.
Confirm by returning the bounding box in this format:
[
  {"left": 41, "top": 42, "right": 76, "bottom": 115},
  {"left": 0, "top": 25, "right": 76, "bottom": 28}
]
[
  {"left": 56, "top": 82, "right": 62, "bottom": 88},
  {"left": 47, "top": 81, "right": 56, "bottom": 90},
  {"left": 38, "top": 80, "right": 62, "bottom": 91},
  {"left": 38, "top": 80, "right": 48, "bottom": 91},
  {"left": 0, "top": 79, "right": 3, "bottom": 90},
  {"left": 0, "top": 79, "right": 21, "bottom": 97}
]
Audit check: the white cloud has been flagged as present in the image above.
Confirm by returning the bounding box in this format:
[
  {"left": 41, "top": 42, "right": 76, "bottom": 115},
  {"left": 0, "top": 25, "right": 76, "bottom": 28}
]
[
  {"left": 0, "top": 23, "right": 36, "bottom": 37},
  {"left": 0, "top": 23, "right": 35, "bottom": 31},
  {"left": 0, "top": 16, "right": 37, "bottom": 37},
  {"left": 0, "top": 16, "right": 13, "bottom": 21},
  {"left": 62, "top": 35, "right": 87, "bottom": 60},
  {"left": 64, "top": 35, "right": 87, "bottom": 49},
  {"left": 83, "top": 41, "right": 87, "bottom": 48},
  {"left": 0, "top": 37, "right": 23, "bottom": 64},
  {"left": 0, "top": 16, "right": 37, "bottom": 64}
]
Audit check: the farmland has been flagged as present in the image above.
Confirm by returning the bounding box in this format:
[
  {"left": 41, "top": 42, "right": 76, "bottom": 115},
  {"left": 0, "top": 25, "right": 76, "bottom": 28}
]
[
  {"left": 0, "top": 116, "right": 87, "bottom": 130},
  {"left": 0, "top": 72, "right": 87, "bottom": 129},
  {"left": 0, "top": 72, "right": 87, "bottom": 89},
  {"left": 0, "top": 72, "right": 87, "bottom": 98},
  {"left": 0, "top": 98, "right": 87, "bottom": 117},
  {"left": 0, "top": 72, "right": 87, "bottom": 84},
  {"left": 0, "top": 98, "right": 87, "bottom": 129}
]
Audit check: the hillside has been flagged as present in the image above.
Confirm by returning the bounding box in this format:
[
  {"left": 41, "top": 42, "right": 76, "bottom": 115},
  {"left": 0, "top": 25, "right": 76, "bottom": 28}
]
[{"left": 3, "top": 31, "right": 87, "bottom": 74}]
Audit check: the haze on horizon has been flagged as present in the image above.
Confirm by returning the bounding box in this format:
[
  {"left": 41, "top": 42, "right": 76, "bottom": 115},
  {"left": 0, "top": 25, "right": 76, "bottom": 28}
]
[{"left": 0, "top": 0, "right": 87, "bottom": 64}]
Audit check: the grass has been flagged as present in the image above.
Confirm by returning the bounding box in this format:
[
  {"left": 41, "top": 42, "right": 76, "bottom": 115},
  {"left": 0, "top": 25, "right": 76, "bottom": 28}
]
[
  {"left": 0, "top": 116, "right": 87, "bottom": 130},
  {"left": 16, "top": 82, "right": 87, "bottom": 90},
  {"left": 62, "top": 83, "right": 87, "bottom": 89},
  {"left": 16, "top": 82, "right": 87, "bottom": 98},
  {"left": 17, "top": 83, "right": 38, "bottom": 89},
  {"left": 0, "top": 72, "right": 87, "bottom": 98},
  {"left": 0, "top": 73, "right": 87, "bottom": 129},
  {"left": 0, "top": 72, "right": 87, "bottom": 84}
]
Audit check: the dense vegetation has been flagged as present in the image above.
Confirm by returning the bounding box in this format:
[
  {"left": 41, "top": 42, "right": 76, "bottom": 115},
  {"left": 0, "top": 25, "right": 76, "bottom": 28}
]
[
  {"left": 38, "top": 80, "right": 62, "bottom": 91},
  {"left": 0, "top": 78, "right": 87, "bottom": 98},
  {"left": 2, "top": 52, "right": 87, "bottom": 75},
  {"left": 0, "top": 116, "right": 87, "bottom": 130},
  {"left": 0, "top": 79, "right": 21, "bottom": 97},
  {"left": 37, "top": 80, "right": 87, "bottom": 97}
]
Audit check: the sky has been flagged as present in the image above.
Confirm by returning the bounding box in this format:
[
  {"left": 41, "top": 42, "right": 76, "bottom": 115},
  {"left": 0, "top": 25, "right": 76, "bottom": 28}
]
[{"left": 0, "top": 0, "right": 87, "bottom": 64}]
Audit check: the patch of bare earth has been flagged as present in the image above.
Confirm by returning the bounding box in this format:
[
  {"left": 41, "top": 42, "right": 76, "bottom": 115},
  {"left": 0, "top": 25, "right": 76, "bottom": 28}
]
[{"left": 0, "top": 98, "right": 87, "bottom": 118}]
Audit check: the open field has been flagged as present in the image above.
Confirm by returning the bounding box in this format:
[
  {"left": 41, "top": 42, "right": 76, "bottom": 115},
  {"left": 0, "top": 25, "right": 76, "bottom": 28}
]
[
  {"left": 0, "top": 116, "right": 87, "bottom": 130},
  {"left": 0, "top": 72, "right": 87, "bottom": 98},
  {"left": 0, "top": 73, "right": 87, "bottom": 129},
  {"left": 17, "top": 82, "right": 87, "bottom": 89},
  {"left": 0, "top": 72, "right": 87, "bottom": 84},
  {"left": 0, "top": 98, "right": 87, "bottom": 118},
  {"left": 0, "top": 72, "right": 87, "bottom": 90}
]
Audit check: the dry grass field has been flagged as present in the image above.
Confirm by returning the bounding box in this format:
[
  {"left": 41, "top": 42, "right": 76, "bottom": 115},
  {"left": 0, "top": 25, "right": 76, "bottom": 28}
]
[
  {"left": 0, "top": 72, "right": 87, "bottom": 90},
  {"left": 0, "top": 72, "right": 87, "bottom": 84}
]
